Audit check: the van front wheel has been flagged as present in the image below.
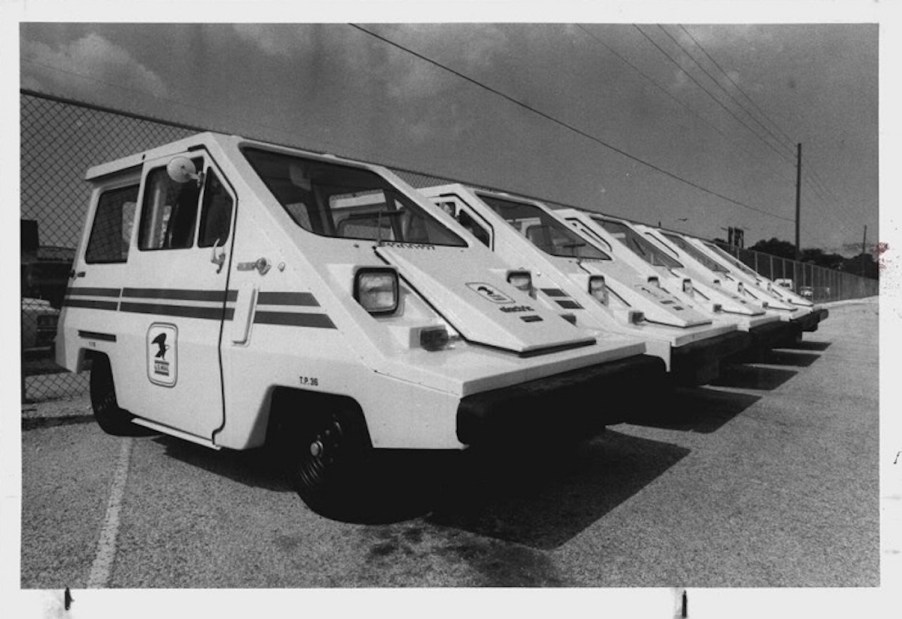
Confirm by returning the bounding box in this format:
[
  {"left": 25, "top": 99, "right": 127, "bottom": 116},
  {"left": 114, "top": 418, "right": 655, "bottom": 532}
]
[{"left": 280, "top": 409, "right": 369, "bottom": 518}]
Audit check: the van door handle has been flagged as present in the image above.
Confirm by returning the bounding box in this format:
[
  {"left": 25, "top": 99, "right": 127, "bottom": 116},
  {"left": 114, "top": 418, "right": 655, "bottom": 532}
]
[
  {"left": 237, "top": 257, "right": 271, "bottom": 275},
  {"left": 211, "top": 238, "right": 226, "bottom": 273}
]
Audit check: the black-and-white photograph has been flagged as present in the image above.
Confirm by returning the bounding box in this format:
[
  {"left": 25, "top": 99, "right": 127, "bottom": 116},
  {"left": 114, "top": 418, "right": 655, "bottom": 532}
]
[{"left": 5, "top": 2, "right": 897, "bottom": 617}]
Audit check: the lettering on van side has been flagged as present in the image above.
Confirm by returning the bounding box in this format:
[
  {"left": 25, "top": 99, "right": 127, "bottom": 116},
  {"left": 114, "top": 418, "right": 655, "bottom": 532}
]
[
  {"left": 499, "top": 305, "right": 535, "bottom": 313},
  {"left": 380, "top": 242, "right": 436, "bottom": 251}
]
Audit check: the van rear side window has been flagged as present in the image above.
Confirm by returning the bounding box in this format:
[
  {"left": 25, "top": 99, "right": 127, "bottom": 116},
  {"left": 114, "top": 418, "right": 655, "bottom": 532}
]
[{"left": 85, "top": 185, "right": 139, "bottom": 263}]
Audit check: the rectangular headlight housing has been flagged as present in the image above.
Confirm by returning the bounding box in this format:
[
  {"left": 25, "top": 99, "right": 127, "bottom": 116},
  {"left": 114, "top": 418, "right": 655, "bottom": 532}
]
[
  {"left": 507, "top": 270, "right": 533, "bottom": 294},
  {"left": 354, "top": 268, "right": 399, "bottom": 314},
  {"left": 588, "top": 275, "right": 608, "bottom": 305}
]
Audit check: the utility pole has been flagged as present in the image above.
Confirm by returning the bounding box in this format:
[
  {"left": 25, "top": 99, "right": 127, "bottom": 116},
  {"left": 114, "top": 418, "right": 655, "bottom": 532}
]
[
  {"left": 861, "top": 224, "right": 867, "bottom": 276},
  {"left": 795, "top": 143, "right": 802, "bottom": 260}
]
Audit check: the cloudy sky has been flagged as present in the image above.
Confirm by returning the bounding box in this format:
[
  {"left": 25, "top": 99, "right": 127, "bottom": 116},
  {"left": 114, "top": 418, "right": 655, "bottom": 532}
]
[{"left": 17, "top": 16, "right": 879, "bottom": 254}]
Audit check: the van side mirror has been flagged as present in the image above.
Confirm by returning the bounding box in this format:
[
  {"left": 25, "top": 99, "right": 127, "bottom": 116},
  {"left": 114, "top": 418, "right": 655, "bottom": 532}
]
[{"left": 167, "top": 157, "right": 204, "bottom": 186}]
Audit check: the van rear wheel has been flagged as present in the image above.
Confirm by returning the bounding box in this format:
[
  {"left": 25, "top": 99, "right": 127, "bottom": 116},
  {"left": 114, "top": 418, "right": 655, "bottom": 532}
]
[
  {"left": 279, "top": 408, "right": 369, "bottom": 518},
  {"left": 89, "top": 355, "right": 150, "bottom": 436}
]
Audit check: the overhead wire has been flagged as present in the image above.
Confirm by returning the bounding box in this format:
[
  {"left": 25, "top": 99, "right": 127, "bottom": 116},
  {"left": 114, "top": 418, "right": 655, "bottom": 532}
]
[
  {"left": 636, "top": 25, "right": 862, "bottom": 239},
  {"left": 575, "top": 24, "right": 797, "bottom": 186},
  {"left": 676, "top": 25, "right": 862, "bottom": 233},
  {"left": 677, "top": 25, "right": 797, "bottom": 149},
  {"left": 632, "top": 25, "right": 796, "bottom": 166},
  {"left": 657, "top": 25, "right": 797, "bottom": 160},
  {"left": 349, "top": 23, "right": 794, "bottom": 223}
]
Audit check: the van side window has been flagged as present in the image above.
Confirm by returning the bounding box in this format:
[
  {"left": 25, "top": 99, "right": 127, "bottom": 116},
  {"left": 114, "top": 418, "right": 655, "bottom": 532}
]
[
  {"left": 85, "top": 185, "right": 139, "bottom": 263},
  {"left": 197, "top": 170, "right": 233, "bottom": 247},
  {"left": 138, "top": 158, "right": 204, "bottom": 250},
  {"left": 456, "top": 209, "right": 491, "bottom": 247}
]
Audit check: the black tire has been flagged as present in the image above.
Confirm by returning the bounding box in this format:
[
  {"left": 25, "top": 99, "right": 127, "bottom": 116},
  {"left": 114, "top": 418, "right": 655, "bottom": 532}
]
[
  {"left": 276, "top": 407, "right": 370, "bottom": 519},
  {"left": 89, "top": 354, "right": 152, "bottom": 436}
]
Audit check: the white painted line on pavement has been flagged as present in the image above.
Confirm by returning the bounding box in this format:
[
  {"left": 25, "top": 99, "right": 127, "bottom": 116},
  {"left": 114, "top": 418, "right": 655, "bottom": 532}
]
[{"left": 86, "top": 437, "right": 133, "bottom": 588}]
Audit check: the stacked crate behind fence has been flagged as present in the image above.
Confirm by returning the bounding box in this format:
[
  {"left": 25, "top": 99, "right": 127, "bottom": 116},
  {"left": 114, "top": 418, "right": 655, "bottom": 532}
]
[{"left": 19, "top": 91, "right": 879, "bottom": 403}]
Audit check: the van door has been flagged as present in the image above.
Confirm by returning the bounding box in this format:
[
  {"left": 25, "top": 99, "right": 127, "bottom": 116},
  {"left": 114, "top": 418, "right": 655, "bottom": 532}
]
[{"left": 114, "top": 150, "right": 235, "bottom": 439}]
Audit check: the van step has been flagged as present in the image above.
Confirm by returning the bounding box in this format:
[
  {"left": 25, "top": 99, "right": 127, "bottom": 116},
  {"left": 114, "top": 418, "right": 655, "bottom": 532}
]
[{"left": 131, "top": 418, "right": 221, "bottom": 450}]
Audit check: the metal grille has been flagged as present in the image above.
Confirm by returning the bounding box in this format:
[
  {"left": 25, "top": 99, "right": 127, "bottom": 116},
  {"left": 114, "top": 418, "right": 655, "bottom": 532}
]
[{"left": 20, "top": 90, "right": 878, "bottom": 403}]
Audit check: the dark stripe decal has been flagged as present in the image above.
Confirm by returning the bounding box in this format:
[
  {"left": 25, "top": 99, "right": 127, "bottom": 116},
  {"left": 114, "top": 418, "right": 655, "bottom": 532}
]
[
  {"left": 540, "top": 288, "right": 568, "bottom": 298},
  {"left": 556, "top": 299, "right": 583, "bottom": 310},
  {"left": 119, "top": 302, "right": 234, "bottom": 321},
  {"left": 520, "top": 315, "right": 543, "bottom": 323},
  {"left": 65, "top": 287, "right": 121, "bottom": 298},
  {"left": 122, "top": 288, "right": 238, "bottom": 302},
  {"left": 78, "top": 330, "right": 117, "bottom": 342},
  {"left": 257, "top": 292, "right": 319, "bottom": 307},
  {"left": 63, "top": 298, "right": 119, "bottom": 311},
  {"left": 254, "top": 311, "right": 336, "bottom": 329}
]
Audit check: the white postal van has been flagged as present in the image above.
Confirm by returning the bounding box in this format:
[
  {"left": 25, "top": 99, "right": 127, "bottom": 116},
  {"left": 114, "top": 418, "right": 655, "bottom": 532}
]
[
  {"left": 419, "top": 184, "right": 748, "bottom": 386},
  {"left": 663, "top": 233, "right": 829, "bottom": 339},
  {"left": 558, "top": 211, "right": 788, "bottom": 353},
  {"left": 56, "top": 132, "right": 663, "bottom": 514}
]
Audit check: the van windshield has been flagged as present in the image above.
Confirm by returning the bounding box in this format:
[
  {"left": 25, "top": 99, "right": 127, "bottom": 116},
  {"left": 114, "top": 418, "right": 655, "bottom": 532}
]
[
  {"left": 244, "top": 148, "right": 466, "bottom": 247},
  {"left": 702, "top": 241, "right": 760, "bottom": 277},
  {"left": 478, "top": 195, "right": 610, "bottom": 260},
  {"left": 661, "top": 232, "right": 729, "bottom": 272},
  {"left": 593, "top": 217, "right": 684, "bottom": 268}
]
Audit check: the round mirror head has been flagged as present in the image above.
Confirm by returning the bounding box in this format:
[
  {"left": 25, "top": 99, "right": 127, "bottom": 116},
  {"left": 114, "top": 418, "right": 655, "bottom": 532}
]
[{"left": 166, "top": 157, "right": 198, "bottom": 184}]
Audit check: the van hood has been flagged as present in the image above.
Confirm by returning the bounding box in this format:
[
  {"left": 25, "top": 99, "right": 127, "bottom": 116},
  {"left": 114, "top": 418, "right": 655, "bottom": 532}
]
[
  {"left": 376, "top": 245, "right": 596, "bottom": 355},
  {"left": 578, "top": 261, "right": 712, "bottom": 328}
]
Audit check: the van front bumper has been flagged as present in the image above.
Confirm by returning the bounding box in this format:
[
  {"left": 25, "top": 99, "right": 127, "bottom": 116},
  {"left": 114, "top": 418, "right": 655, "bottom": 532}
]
[
  {"left": 786, "top": 307, "right": 829, "bottom": 341},
  {"left": 670, "top": 330, "right": 749, "bottom": 386},
  {"left": 747, "top": 320, "right": 792, "bottom": 353},
  {"left": 455, "top": 354, "right": 666, "bottom": 445}
]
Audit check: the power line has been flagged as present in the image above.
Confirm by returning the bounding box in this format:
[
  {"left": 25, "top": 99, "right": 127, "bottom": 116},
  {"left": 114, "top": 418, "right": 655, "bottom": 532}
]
[
  {"left": 350, "top": 23, "right": 794, "bottom": 223},
  {"left": 658, "top": 25, "right": 796, "bottom": 160},
  {"left": 676, "top": 25, "right": 859, "bottom": 228},
  {"left": 575, "top": 24, "right": 796, "bottom": 186},
  {"left": 678, "top": 25, "right": 798, "bottom": 150},
  {"left": 633, "top": 25, "right": 795, "bottom": 166},
  {"left": 641, "top": 25, "right": 863, "bottom": 239}
]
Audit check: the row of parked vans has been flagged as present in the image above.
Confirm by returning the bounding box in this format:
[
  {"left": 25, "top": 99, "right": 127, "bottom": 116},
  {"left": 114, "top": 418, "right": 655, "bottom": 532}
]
[{"left": 56, "top": 133, "right": 828, "bottom": 514}]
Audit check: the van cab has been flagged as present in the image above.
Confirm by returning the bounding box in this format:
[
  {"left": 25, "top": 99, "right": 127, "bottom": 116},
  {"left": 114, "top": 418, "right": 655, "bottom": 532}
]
[
  {"left": 557, "top": 210, "right": 788, "bottom": 354},
  {"left": 56, "top": 132, "right": 662, "bottom": 514},
  {"left": 656, "top": 231, "right": 829, "bottom": 340},
  {"left": 418, "top": 184, "right": 747, "bottom": 386}
]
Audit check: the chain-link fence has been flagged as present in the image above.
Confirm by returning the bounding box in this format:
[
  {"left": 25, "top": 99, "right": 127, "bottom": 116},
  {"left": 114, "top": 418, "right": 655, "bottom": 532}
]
[
  {"left": 20, "top": 90, "right": 879, "bottom": 403},
  {"left": 715, "top": 244, "right": 879, "bottom": 303}
]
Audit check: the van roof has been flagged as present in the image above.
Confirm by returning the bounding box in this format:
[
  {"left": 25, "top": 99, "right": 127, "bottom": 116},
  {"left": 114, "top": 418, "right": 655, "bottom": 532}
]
[{"left": 85, "top": 131, "right": 230, "bottom": 181}]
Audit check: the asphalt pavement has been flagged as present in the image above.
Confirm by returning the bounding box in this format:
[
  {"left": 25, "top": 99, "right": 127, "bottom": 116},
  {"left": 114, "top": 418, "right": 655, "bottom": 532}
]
[{"left": 20, "top": 298, "right": 879, "bottom": 588}]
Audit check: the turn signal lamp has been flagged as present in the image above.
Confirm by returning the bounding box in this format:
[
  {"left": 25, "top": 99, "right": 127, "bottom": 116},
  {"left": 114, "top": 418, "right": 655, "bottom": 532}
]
[{"left": 420, "top": 326, "right": 450, "bottom": 351}]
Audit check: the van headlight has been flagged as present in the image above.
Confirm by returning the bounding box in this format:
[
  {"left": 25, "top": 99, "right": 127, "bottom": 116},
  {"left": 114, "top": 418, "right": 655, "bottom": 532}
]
[
  {"left": 507, "top": 270, "right": 533, "bottom": 295},
  {"left": 588, "top": 275, "right": 608, "bottom": 305},
  {"left": 354, "top": 268, "right": 399, "bottom": 314}
]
